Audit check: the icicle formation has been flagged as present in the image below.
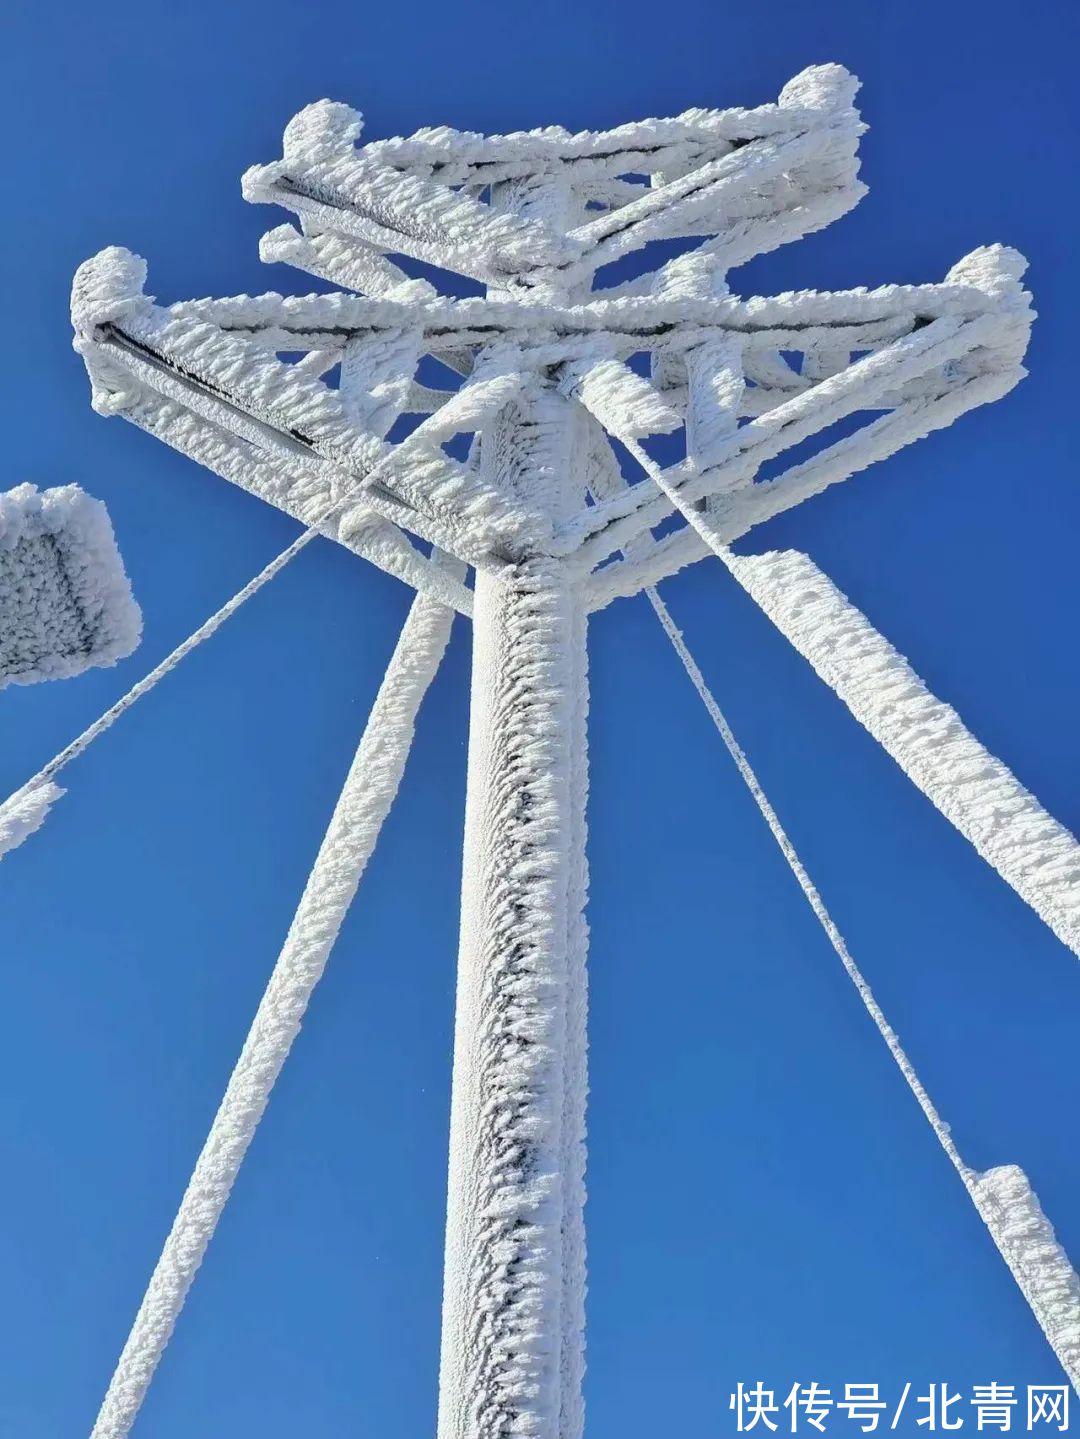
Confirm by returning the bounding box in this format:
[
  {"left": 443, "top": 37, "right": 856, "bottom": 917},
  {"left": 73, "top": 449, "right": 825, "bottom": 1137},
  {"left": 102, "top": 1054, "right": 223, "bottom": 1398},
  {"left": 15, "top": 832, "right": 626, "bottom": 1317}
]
[
  {"left": 0, "top": 780, "right": 64, "bottom": 859},
  {"left": 0, "top": 484, "right": 140, "bottom": 688},
  {"left": 971, "top": 1166, "right": 1080, "bottom": 1391},
  {"left": 89, "top": 573, "right": 460, "bottom": 1439},
  {"left": 724, "top": 548, "right": 1080, "bottom": 956}
]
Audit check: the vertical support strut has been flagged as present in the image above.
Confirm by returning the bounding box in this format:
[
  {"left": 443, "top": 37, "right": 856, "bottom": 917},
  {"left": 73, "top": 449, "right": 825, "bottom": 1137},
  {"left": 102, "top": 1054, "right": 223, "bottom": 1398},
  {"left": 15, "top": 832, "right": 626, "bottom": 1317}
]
[
  {"left": 438, "top": 393, "right": 590, "bottom": 1439},
  {"left": 558, "top": 590, "right": 589, "bottom": 1439}
]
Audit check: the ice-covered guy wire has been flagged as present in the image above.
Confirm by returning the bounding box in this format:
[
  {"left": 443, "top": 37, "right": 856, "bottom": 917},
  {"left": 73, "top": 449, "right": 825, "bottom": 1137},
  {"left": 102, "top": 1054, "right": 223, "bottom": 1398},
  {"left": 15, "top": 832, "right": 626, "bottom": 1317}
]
[
  {"left": 647, "top": 587, "right": 1080, "bottom": 1393},
  {"left": 65, "top": 60, "right": 1076, "bottom": 1439}
]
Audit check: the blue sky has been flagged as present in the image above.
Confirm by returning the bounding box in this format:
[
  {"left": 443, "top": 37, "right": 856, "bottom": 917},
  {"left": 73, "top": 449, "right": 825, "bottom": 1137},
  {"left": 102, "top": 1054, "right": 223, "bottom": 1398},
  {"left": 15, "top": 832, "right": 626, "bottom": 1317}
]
[{"left": 3, "top": 1, "right": 1078, "bottom": 1435}]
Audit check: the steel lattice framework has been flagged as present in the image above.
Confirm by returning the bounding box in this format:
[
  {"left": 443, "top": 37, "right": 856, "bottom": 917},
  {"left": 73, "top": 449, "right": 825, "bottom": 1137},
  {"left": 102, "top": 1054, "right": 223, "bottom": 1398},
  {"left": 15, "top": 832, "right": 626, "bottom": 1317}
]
[{"left": 52, "top": 61, "right": 1080, "bottom": 1439}]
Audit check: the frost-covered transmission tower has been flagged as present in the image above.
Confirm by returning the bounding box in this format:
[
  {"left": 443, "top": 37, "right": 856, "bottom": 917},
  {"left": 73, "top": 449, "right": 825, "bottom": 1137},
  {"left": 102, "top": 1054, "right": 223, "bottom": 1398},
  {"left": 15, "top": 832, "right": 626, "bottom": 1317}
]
[{"left": 59, "top": 62, "right": 1080, "bottom": 1439}]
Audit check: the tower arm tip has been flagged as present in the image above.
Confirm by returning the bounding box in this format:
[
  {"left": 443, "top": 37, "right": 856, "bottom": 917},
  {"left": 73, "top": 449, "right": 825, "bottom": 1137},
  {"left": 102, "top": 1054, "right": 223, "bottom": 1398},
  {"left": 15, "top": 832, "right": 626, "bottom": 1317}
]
[
  {"left": 283, "top": 99, "right": 364, "bottom": 163},
  {"left": 779, "top": 63, "right": 862, "bottom": 115},
  {"left": 71, "top": 247, "right": 151, "bottom": 336}
]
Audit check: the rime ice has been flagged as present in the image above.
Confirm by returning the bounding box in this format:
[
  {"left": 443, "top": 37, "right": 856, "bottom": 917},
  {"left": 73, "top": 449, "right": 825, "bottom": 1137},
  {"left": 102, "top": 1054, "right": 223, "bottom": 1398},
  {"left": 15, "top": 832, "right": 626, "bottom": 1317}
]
[
  {"left": 62, "top": 59, "right": 1079, "bottom": 1439},
  {"left": 0, "top": 483, "right": 140, "bottom": 689}
]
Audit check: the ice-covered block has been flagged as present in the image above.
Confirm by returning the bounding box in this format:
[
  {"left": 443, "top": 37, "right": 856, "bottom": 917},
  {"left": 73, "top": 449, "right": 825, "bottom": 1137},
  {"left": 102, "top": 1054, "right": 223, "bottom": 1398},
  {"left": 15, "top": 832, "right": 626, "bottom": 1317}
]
[{"left": 0, "top": 483, "right": 141, "bottom": 689}]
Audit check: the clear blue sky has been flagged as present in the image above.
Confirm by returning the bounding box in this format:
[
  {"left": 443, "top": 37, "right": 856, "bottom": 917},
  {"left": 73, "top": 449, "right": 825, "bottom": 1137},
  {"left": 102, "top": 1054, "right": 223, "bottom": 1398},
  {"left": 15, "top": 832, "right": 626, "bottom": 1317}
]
[{"left": 3, "top": 2, "right": 1078, "bottom": 1435}]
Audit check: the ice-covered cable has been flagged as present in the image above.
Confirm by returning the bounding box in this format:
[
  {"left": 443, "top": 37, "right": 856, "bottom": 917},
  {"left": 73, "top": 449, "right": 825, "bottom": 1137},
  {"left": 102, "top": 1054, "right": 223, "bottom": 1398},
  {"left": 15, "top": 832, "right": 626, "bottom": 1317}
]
[
  {"left": 0, "top": 457, "right": 453, "bottom": 860},
  {"left": 646, "top": 585, "right": 963, "bottom": 1162},
  {"left": 88, "top": 570, "right": 459, "bottom": 1439},
  {"left": 618, "top": 433, "right": 1079, "bottom": 958},
  {"left": 0, "top": 525, "right": 316, "bottom": 862},
  {"left": 648, "top": 584, "right": 1080, "bottom": 1392},
  {"left": 0, "top": 780, "right": 65, "bottom": 859},
  {"left": 724, "top": 548, "right": 1080, "bottom": 958}
]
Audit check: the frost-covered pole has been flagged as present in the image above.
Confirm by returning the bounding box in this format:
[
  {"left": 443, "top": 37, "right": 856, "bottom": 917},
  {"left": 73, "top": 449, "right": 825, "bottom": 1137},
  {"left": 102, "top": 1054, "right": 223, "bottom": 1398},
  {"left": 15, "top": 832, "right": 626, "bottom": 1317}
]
[
  {"left": 69, "top": 64, "right": 1055, "bottom": 1434},
  {"left": 439, "top": 178, "right": 590, "bottom": 1439}
]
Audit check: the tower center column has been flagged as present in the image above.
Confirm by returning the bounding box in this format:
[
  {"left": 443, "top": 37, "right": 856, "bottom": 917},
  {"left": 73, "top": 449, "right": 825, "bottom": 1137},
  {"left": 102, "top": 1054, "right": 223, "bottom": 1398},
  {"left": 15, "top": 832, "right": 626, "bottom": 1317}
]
[{"left": 438, "top": 373, "right": 590, "bottom": 1439}]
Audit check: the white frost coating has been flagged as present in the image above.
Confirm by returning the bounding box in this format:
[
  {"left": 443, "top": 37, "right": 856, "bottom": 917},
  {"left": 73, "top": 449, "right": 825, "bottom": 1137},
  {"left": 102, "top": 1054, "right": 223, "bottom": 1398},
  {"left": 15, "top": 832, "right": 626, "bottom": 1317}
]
[
  {"left": 121, "top": 393, "right": 472, "bottom": 615},
  {"left": 439, "top": 558, "right": 584, "bottom": 1439},
  {"left": 724, "top": 548, "right": 1080, "bottom": 956},
  {"left": 89, "top": 571, "right": 460, "bottom": 1439},
  {"left": 573, "top": 287, "right": 1030, "bottom": 566},
  {"left": 971, "top": 1166, "right": 1080, "bottom": 1390},
  {"left": 439, "top": 385, "right": 589, "bottom": 1439},
  {"left": 0, "top": 474, "right": 454, "bottom": 872},
  {"left": 70, "top": 65, "right": 1043, "bottom": 1439},
  {"left": 685, "top": 336, "right": 744, "bottom": 471},
  {"left": 587, "top": 364, "right": 1025, "bottom": 605},
  {"left": 71, "top": 251, "right": 551, "bottom": 567},
  {"left": 244, "top": 99, "right": 582, "bottom": 286},
  {"left": 0, "top": 780, "right": 65, "bottom": 858},
  {"left": 0, "top": 483, "right": 141, "bottom": 688},
  {"left": 260, "top": 222, "right": 437, "bottom": 301},
  {"left": 252, "top": 67, "right": 864, "bottom": 294},
  {"left": 649, "top": 589, "right": 1080, "bottom": 1392},
  {"left": 558, "top": 355, "right": 681, "bottom": 438},
  {"left": 338, "top": 327, "right": 423, "bottom": 435},
  {"left": 558, "top": 587, "right": 589, "bottom": 1439}
]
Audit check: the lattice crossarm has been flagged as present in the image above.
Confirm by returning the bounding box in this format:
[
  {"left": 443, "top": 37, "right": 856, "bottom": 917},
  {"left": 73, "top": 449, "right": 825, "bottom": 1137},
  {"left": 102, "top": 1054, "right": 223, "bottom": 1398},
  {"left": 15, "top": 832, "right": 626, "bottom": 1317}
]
[
  {"left": 243, "top": 101, "right": 583, "bottom": 288},
  {"left": 584, "top": 362, "right": 1024, "bottom": 609},
  {"left": 72, "top": 250, "right": 556, "bottom": 568},
  {"left": 562, "top": 111, "right": 860, "bottom": 282},
  {"left": 260, "top": 221, "right": 437, "bottom": 300},
  {"left": 96, "top": 315, "right": 496, "bottom": 564},
  {"left": 586, "top": 350, "right": 1025, "bottom": 609},
  {"left": 567, "top": 310, "right": 975, "bottom": 565},
  {"left": 252, "top": 66, "right": 865, "bottom": 301},
  {"left": 356, "top": 68, "right": 843, "bottom": 180},
  {"left": 568, "top": 249, "right": 1032, "bottom": 571},
  {"left": 120, "top": 391, "right": 473, "bottom": 615}
]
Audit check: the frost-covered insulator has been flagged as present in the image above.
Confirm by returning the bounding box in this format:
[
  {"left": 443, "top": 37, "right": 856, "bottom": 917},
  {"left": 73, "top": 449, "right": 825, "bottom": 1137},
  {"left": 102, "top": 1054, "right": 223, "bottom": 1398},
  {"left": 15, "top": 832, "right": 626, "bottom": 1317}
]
[
  {"left": 971, "top": 1166, "right": 1080, "bottom": 1390},
  {"left": 0, "top": 484, "right": 140, "bottom": 689}
]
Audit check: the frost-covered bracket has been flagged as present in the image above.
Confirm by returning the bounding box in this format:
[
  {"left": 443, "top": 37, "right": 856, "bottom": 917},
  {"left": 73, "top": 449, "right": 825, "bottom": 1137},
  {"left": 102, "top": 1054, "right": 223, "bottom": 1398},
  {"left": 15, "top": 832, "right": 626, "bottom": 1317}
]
[
  {"left": 72, "top": 65, "right": 1030, "bottom": 615},
  {"left": 0, "top": 483, "right": 140, "bottom": 689},
  {"left": 244, "top": 62, "right": 866, "bottom": 293}
]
